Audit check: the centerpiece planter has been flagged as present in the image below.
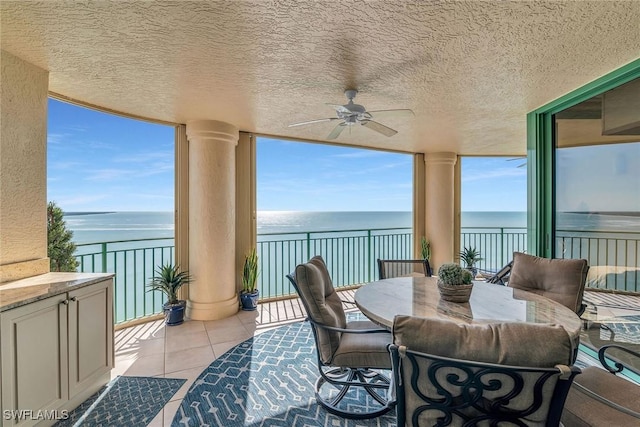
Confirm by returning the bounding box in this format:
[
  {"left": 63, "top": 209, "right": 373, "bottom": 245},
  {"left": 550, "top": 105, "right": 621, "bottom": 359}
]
[
  {"left": 437, "top": 263, "right": 474, "bottom": 303},
  {"left": 240, "top": 248, "right": 260, "bottom": 311}
]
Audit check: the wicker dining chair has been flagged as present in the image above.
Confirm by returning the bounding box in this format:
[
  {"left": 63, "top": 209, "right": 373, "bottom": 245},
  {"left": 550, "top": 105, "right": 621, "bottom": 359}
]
[
  {"left": 286, "top": 256, "right": 395, "bottom": 419},
  {"left": 377, "top": 258, "right": 432, "bottom": 279},
  {"left": 390, "top": 315, "right": 580, "bottom": 427}
]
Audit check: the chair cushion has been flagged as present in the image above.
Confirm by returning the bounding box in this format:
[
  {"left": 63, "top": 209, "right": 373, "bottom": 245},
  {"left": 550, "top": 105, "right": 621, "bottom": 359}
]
[
  {"left": 293, "top": 256, "right": 346, "bottom": 364},
  {"left": 562, "top": 366, "right": 640, "bottom": 426},
  {"left": 508, "top": 252, "right": 589, "bottom": 314},
  {"left": 393, "top": 315, "right": 574, "bottom": 366},
  {"left": 331, "top": 320, "right": 392, "bottom": 369}
]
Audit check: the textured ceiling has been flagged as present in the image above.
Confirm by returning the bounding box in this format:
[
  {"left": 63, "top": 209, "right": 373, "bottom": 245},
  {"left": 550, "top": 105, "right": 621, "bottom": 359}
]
[{"left": 1, "top": 1, "right": 639, "bottom": 155}]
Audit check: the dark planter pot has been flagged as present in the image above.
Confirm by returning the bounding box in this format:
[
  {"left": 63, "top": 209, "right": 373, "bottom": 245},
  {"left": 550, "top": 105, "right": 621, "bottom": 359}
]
[
  {"left": 163, "top": 300, "right": 186, "bottom": 326},
  {"left": 240, "top": 290, "right": 259, "bottom": 311}
]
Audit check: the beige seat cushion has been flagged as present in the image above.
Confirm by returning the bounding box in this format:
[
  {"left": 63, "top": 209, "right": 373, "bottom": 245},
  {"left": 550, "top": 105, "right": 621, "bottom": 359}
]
[
  {"left": 293, "top": 256, "right": 347, "bottom": 364},
  {"left": 562, "top": 366, "right": 640, "bottom": 427},
  {"left": 508, "top": 252, "right": 589, "bottom": 314},
  {"left": 331, "top": 320, "right": 392, "bottom": 369},
  {"left": 393, "top": 315, "right": 574, "bottom": 366}
]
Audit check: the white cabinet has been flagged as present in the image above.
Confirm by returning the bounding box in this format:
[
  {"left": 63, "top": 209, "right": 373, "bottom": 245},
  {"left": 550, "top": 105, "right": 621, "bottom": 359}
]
[{"left": 1, "top": 279, "right": 113, "bottom": 427}]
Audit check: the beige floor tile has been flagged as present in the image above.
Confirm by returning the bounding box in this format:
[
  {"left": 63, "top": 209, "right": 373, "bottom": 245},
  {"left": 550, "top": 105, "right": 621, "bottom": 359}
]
[
  {"left": 122, "top": 353, "right": 165, "bottom": 377},
  {"left": 206, "top": 323, "right": 252, "bottom": 345},
  {"left": 236, "top": 309, "right": 260, "bottom": 325},
  {"left": 165, "top": 320, "right": 205, "bottom": 338},
  {"left": 165, "top": 330, "right": 211, "bottom": 353},
  {"left": 164, "top": 399, "right": 182, "bottom": 425},
  {"left": 146, "top": 408, "right": 164, "bottom": 427},
  {"left": 164, "top": 365, "right": 207, "bottom": 401},
  {"left": 203, "top": 315, "right": 244, "bottom": 331},
  {"left": 137, "top": 337, "right": 166, "bottom": 355},
  {"left": 211, "top": 339, "right": 245, "bottom": 358},
  {"left": 165, "top": 345, "right": 214, "bottom": 374}
]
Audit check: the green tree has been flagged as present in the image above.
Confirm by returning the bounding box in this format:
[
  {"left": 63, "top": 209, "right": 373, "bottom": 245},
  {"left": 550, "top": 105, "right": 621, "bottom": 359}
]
[{"left": 47, "top": 201, "right": 78, "bottom": 272}]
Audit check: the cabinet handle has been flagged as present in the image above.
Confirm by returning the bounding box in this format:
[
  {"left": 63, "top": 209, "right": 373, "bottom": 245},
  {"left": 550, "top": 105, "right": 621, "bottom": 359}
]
[
  {"left": 70, "top": 296, "right": 78, "bottom": 302},
  {"left": 60, "top": 299, "right": 69, "bottom": 305}
]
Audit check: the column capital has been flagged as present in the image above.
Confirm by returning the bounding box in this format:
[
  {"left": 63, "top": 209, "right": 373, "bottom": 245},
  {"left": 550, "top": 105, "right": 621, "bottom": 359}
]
[
  {"left": 425, "top": 152, "right": 457, "bottom": 166},
  {"left": 186, "top": 120, "right": 239, "bottom": 146}
]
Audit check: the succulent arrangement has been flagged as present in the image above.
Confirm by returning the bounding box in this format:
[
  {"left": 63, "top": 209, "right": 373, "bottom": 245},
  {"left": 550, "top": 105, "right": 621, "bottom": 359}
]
[{"left": 438, "top": 263, "right": 473, "bottom": 286}]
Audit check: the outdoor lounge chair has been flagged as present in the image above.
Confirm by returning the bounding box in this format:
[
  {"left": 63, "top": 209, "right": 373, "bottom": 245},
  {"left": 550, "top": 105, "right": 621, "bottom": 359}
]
[
  {"left": 508, "top": 251, "right": 589, "bottom": 315},
  {"left": 389, "top": 315, "right": 580, "bottom": 426},
  {"left": 377, "top": 258, "right": 432, "bottom": 279},
  {"left": 562, "top": 344, "right": 640, "bottom": 426},
  {"left": 286, "top": 256, "right": 395, "bottom": 419}
]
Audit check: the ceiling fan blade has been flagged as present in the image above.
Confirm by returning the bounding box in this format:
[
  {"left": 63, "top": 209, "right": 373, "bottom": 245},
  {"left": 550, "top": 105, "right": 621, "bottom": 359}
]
[
  {"left": 327, "top": 123, "right": 347, "bottom": 140},
  {"left": 361, "top": 120, "right": 397, "bottom": 137},
  {"left": 288, "top": 117, "right": 340, "bottom": 128},
  {"left": 326, "top": 103, "right": 352, "bottom": 114},
  {"left": 366, "top": 109, "right": 415, "bottom": 117}
]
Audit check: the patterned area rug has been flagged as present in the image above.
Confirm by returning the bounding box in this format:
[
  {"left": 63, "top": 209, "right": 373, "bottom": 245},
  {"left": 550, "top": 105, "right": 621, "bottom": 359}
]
[
  {"left": 55, "top": 376, "right": 185, "bottom": 427},
  {"left": 173, "top": 320, "right": 397, "bottom": 426}
]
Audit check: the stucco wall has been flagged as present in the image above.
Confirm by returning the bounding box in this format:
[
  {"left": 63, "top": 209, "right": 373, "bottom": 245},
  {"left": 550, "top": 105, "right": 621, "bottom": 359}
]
[{"left": 0, "top": 50, "right": 49, "bottom": 282}]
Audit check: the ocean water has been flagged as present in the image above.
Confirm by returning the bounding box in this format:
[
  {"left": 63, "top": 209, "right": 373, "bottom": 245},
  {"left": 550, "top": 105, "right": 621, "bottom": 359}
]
[{"left": 65, "top": 210, "right": 640, "bottom": 245}]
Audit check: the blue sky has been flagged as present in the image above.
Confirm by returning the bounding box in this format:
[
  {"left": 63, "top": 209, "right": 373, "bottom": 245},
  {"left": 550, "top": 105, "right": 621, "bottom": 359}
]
[{"left": 47, "top": 99, "right": 528, "bottom": 212}]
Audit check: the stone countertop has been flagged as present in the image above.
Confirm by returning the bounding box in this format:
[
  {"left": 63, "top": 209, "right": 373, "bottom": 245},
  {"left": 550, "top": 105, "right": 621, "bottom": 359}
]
[{"left": 0, "top": 272, "right": 114, "bottom": 312}]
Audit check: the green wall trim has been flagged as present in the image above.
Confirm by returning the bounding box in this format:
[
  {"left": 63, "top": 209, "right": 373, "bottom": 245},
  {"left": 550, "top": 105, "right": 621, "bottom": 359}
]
[{"left": 527, "top": 57, "right": 640, "bottom": 257}]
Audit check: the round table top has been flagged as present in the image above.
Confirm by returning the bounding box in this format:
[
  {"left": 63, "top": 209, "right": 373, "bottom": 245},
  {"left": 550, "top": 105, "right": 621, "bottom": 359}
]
[{"left": 354, "top": 276, "right": 582, "bottom": 341}]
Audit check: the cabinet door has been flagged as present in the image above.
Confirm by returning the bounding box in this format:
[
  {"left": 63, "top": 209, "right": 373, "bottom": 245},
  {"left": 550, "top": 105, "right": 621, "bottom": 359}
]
[
  {"left": 0, "top": 296, "right": 69, "bottom": 427},
  {"left": 67, "top": 280, "right": 113, "bottom": 399}
]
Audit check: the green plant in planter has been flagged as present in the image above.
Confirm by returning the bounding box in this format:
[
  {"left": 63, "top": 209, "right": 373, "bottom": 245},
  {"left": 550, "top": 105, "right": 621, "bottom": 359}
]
[
  {"left": 147, "top": 263, "right": 192, "bottom": 325},
  {"left": 437, "top": 263, "right": 473, "bottom": 303},
  {"left": 240, "top": 248, "right": 260, "bottom": 310},
  {"left": 438, "top": 263, "right": 472, "bottom": 285},
  {"left": 460, "top": 246, "right": 483, "bottom": 275},
  {"left": 420, "top": 237, "right": 431, "bottom": 261},
  {"left": 242, "top": 248, "right": 259, "bottom": 294}
]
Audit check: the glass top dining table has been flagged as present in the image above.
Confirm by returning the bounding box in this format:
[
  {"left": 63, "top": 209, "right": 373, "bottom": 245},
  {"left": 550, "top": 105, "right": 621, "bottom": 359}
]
[{"left": 354, "top": 276, "right": 583, "bottom": 342}]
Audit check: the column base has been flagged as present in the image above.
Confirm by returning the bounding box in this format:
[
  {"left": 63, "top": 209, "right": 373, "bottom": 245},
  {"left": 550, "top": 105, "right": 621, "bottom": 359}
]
[{"left": 186, "top": 295, "right": 239, "bottom": 320}]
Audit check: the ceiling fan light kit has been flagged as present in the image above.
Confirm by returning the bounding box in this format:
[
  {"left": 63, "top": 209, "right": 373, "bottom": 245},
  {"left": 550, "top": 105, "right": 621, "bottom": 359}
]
[{"left": 288, "top": 89, "right": 414, "bottom": 140}]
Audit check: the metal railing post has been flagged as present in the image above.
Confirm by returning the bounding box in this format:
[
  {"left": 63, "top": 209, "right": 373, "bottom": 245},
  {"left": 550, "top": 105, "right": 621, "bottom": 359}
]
[
  {"left": 367, "top": 229, "right": 372, "bottom": 282},
  {"left": 101, "top": 242, "right": 107, "bottom": 273}
]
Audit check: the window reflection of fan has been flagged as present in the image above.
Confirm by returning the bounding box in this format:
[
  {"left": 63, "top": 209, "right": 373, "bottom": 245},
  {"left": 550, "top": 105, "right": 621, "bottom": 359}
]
[{"left": 288, "top": 89, "right": 414, "bottom": 140}]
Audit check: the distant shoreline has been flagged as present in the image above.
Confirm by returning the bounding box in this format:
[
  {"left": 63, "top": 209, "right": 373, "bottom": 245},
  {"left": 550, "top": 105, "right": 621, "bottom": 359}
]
[
  {"left": 65, "top": 212, "right": 116, "bottom": 216},
  {"left": 565, "top": 211, "right": 640, "bottom": 217}
]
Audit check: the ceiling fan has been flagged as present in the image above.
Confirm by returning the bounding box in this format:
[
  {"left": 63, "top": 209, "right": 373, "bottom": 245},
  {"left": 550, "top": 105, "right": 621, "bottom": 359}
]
[{"left": 288, "top": 89, "right": 414, "bottom": 140}]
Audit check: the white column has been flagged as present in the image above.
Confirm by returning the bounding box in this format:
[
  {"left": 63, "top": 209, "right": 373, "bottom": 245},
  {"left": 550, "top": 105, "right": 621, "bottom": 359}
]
[
  {"left": 186, "top": 120, "right": 239, "bottom": 320},
  {"left": 425, "top": 152, "right": 458, "bottom": 273}
]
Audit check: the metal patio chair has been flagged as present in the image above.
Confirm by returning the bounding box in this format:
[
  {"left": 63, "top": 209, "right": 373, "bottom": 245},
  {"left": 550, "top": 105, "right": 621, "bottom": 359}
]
[
  {"left": 508, "top": 251, "right": 589, "bottom": 315},
  {"left": 286, "top": 256, "right": 395, "bottom": 419},
  {"left": 377, "top": 258, "right": 432, "bottom": 279},
  {"left": 562, "top": 344, "right": 640, "bottom": 426},
  {"left": 390, "top": 315, "right": 580, "bottom": 426}
]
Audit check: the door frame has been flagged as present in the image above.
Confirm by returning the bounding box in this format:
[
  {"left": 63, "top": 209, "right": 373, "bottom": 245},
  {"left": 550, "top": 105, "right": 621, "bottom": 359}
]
[{"left": 526, "top": 58, "right": 640, "bottom": 257}]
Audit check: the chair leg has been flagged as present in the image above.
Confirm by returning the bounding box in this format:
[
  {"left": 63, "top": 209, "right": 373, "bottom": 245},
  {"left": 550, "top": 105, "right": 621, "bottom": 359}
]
[{"left": 315, "top": 366, "right": 394, "bottom": 419}]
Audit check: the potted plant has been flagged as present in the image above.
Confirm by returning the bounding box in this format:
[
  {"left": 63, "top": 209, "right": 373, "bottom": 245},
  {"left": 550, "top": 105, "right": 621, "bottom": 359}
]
[
  {"left": 420, "top": 236, "right": 433, "bottom": 276},
  {"left": 460, "top": 246, "right": 483, "bottom": 277},
  {"left": 437, "top": 263, "right": 474, "bottom": 303},
  {"left": 147, "top": 263, "right": 192, "bottom": 326},
  {"left": 240, "top": 248, "right": 259, "bottom": 311}
]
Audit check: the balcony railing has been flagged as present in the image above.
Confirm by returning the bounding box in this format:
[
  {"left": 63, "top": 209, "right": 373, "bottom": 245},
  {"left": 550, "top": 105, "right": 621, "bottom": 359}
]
[{"left": 76, "top": 226, "right": 640, "bottom": 324}]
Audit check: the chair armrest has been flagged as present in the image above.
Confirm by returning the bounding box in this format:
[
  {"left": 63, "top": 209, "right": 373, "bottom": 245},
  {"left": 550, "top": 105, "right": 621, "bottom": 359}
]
[
  {"left": 306, "top": 317, "right": 388, "bottom": 334},
  {"left": 572, "top": 381, "right": 640, "bottom": 419},
  {"left": 599, "top": 344, "right": 640, "bottom": 374},
  {"left": 340, "top": 299, "right": 356, "bottom": 306}
]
